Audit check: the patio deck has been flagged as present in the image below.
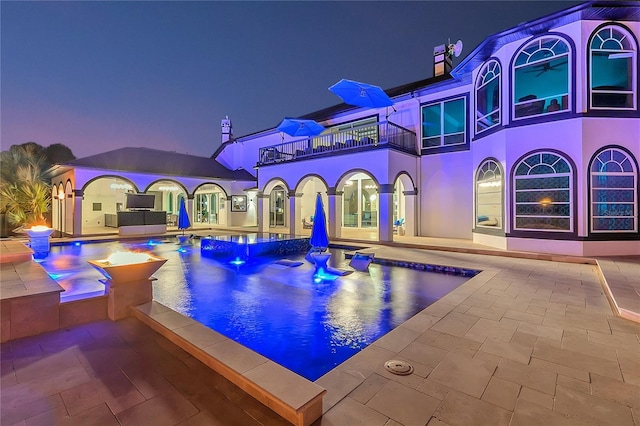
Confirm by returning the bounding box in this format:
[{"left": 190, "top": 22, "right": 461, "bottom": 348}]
[{"left": 1, "top": 236, "right": 639, "bottom": 425}]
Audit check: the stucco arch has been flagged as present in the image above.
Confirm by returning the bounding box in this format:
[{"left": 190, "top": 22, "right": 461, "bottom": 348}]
[
  {"left": 193, "top": 182, "right": 228, "bottom": 199},
  {"left": 81, "top": 175, "right": 139, "bottom": 193},
  {"left": 335, "top": 168, "right": 381, "bottom": 190},
  {"left": 262, "top": 178, "right": 290, "bottom": 195},
  {"left": 294, "top": 174, "right": 329, "bottom": 193},
  {"left": 144, "top": 178, "right": 189, "bottom": 196}
]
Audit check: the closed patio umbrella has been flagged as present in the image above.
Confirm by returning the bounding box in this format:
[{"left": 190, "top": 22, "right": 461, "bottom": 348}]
[
  {"left": 310, "top": 193, "right": 329, "bottom": 251},
  {"left": 177, "top": 198, "right": 190, "bottom": 236}
]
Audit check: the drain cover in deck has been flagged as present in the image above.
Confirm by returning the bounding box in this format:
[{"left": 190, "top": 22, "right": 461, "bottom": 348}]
[{"left": 384, "top": 360, "right": 414, "bottom": 375}]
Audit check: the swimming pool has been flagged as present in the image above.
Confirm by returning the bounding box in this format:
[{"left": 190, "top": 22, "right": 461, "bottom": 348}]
[{"left": 38, "top": 238, "right": 473, "bottom": 381}]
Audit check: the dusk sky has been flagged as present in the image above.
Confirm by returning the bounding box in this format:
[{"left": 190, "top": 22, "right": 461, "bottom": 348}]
[{"left": 2, "top": 1, "right": 583, "bottom": 160}]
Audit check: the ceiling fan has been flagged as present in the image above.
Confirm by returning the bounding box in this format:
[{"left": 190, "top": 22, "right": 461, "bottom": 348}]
[{"left": 525, "top": 62, "right": 564, "bottom": 77}]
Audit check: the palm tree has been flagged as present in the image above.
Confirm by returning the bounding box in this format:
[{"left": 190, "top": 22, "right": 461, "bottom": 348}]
[{"left": 0, "top": 144, "right": 51, "bottom": 230}]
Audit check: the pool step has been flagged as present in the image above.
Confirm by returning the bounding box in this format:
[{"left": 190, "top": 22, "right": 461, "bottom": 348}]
[{"left": 132, "top": 301, "right": 326, "bottom": 426}]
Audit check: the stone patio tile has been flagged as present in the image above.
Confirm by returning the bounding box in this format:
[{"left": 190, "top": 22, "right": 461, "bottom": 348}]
[
  {"left": 462, "top": 297, "right": 495, "bottom": 311},
  {"left": 1, "top": 366, "right": 91, "bottom": 408},
  {"left": 590, "top": 373, "right": 640, "bottom": 409},
  {"left": 607, "top": 317, "right": 640, "bottom": 335},
  {"left": 175, "top": 408, "right": 260, "bottom": 426},
  {"left": 588, "top": 330, "right": 640, "bottom": 351},
  {"left": 397, "top": 341, "right": 449, "bottom": 368},
  {"left": 427, "top": 352, "right": 494, "bottom": 398},
  {"left": 0, "top": 393, "right": 64, "bottom": 426},
  {"left": 12, "top": 347, "right": 82, "bottom": 383},
  {"left": 201, "top": 339, "right": 268, "bottom": 375},
  {"left": 511, "top": 399, "right": 584, "bottom": 426},
  {"left": 400, "top": 313, "right": 441, "bottom": 334},
  {"left": 338, "top": 345, "right": 396, "bottom": 379},
  {"left": 415, "top": 329, "right": 441, "bottom": 345},
  {"left": 617, "top": 347, "right": 640, "bottom": 386},
  {"left": 119, "top": 364, "right": 177, "bottom": 399},
  {"left": 434, "top": 389, "right": 511, "bottom": 426},
  {"left": 315, "top": 367, "right": 364, "bottom": 411},
  {"left": 481, "top": 376, "right": 520, "bottom": 410},
  {"left": 518, "top": 386, "right": 554, "bottom": 409},
  {"left": 503, "top": 310, "right": 543, "bottom": 325},
  {"left": 464, "top": 306, "right": 505, "bottom": 321},
  {"left": 105, "top": 389, "right": 146, "bottom": 415},
  {"left": 431, "top": 312, "right": 480, "bottom": 338},
  {"left": 26, "top": 402, "right": 119, "bottom": 426},
  {"left": 348, "top": 373, "right": 389, "bottom": 405},
  {"left": 116, "top": 388, "right": 199, "bottom": 426},
  {"left": 494, "top": 358, "right": 557, "bottom": 395},
  {"left": 366, "top": 380, "right": 440, "bottom": 426},
  {"left": 417, "top": 378, "right": 451, "bottom": 401},
  {"left": 517, "top": 322, "right": 563, "bottom": 341},
  {"left": 528, "top": 358, "right": 590, "bottom": 382},
  {"left": 60, "top": 370, "right": 134, "bottom": 415},
  {"left": 464, "top": 318, "right": 519, "bottom": 343},
  {"left": 319, "top": 396, "right": 389, "bottom": 426},
  {"left": 533, "top": 339, "right": 622, "bottom": 380},
  {"left": 429, "top": 333, "right": 481, "bottom": 357},
  {"left": 149, "top": 310, "right": 195, "bottom": 331},
  {"left": 372, "top": 326, "right": 421, "bottom": 353},
  {"left": 557, "top": 374, "right": 590, "bottom": 394},
  {"left": 554, "top": 385, "right": 635, "bottom": 426},
  {"left": 543, "top": 311, "right": 611, "bottom": 334},
  {"left": 426, "top": 418, "right": 453, "bottom": 426},
  {"left": 562, "top": 331, "right": 619, "bottom": 361},
  {"left": 478, "top": 337, "right": 533, "bottom": 365}
]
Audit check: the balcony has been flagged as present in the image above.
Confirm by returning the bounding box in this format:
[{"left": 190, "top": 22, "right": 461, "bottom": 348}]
[{"left": 257, "top": 121, "right": 417, "bottom": 166}]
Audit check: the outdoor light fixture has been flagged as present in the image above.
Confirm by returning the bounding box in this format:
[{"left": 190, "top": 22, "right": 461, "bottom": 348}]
[
  {"left": 539, "top": 198, "right": 552, "bottom": 207},
  {"left": 56, "top": 188, "right": 65, "bottom": 238},
  {"left": 158, "top": 185, "right": 180, "bottom": 191},
  {"left": 110, "top": 183, "right": 133, "bottom": 191}
]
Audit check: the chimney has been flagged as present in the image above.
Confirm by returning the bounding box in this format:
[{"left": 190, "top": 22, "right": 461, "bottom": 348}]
[
  {"left": 221, "top": 116, "right": 232, "bottom": 144},
  {"left": 433, "top": 44, "right": 452, "bottom": 77}
]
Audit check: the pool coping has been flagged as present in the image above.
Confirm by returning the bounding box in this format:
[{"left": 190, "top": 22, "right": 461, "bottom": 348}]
[{"left": 131, "top": 300, "right": 326, "bottom": 426}]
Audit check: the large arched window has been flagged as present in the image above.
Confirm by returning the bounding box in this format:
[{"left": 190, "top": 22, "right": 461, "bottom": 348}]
[
  {"left": 513, "top": 151, "right": 573, "bottom": 232},
  {"left": 476, "top": 60, "right": 501, "bottom": 133},
  {"left": 513, "top": 36, "right": 570, "bottom": 119},
  {"left": 590, "top": 147, "right": 637, "bottom": 233},
  {"left": 589, "top": 25, "right": 637, "bottom": 110},
  {"left": 475, "top": 159, "right": 503, "bottom": 229}
]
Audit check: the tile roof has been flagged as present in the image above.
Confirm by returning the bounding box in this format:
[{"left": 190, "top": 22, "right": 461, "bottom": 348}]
[{"left": 61, "top": 147, "right": 255, "bottom": 181}]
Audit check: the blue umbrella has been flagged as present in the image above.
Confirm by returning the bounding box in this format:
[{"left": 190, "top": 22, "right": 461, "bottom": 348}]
[
  {"left": 329, "top": 79, "right": 394, "bottom": 108},
  {"left": 277, "top": 118, "right": 325, "bottom": 137},
  {"left": 177, "top": 198, "right": 190, "bottom": 235},
  {"left": 309, "top": 193, "right": 329, "bottom": 250}
]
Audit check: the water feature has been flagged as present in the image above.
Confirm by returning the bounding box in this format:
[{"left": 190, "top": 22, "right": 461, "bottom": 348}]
[{"left": 37, "top": 237, "right": 476, "bottom": 381}]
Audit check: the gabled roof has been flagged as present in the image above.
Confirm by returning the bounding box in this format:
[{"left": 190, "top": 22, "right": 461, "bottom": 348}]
[{"left": 55, "top": 147, "right": 255, "bottom": 181}]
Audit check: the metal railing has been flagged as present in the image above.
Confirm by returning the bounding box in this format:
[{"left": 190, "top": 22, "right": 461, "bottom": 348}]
[{"left": 257, "top": 121, "right": 417, "bottom": 166}]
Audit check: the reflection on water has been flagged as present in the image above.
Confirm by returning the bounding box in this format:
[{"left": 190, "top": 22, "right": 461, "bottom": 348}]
[{"left": 39, "top": 239, "right": 469, "bottom": 380}]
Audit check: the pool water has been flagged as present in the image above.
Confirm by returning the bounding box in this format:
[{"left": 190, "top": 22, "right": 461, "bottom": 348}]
[{"left": 38, "top": 238, "right": 471, "bottom": 381}]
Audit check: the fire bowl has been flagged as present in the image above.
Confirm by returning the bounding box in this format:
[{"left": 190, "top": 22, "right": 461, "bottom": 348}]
[{"left": 88, "top": 251, "right": 167, "bottom": 283}]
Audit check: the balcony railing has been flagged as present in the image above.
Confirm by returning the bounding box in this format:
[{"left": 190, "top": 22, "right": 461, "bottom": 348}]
[{"left": 257, "top": 121, "right": 417, "bottom": 166}]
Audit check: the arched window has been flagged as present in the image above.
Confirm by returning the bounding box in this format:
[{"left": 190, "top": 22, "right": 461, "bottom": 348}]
[
  {"left": 589, "top": 25, "right": 637, "bottom": 109},
  {"left": 590, "top": 147, "right": 637, "bottom": 232},
  {"left": 513, "top": 36, "right": 570, "bottom": 119},
  {"left": 476, "top": 60, "right": 501, "bottom": 133},
  {"left": 270, "top": 185, "right": 286, "bottom": 227},
  {"left": 475, "top": 159, "right": 503, "bottom": 229},
  {"left": 513, "top": 151, "right": 573, "bottom": 232}
]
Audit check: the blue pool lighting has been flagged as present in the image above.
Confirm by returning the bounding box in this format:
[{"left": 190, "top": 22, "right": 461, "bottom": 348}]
[
  {"left": 74, "top": 242, "right": 81, "bottom": 246},
  {"left": 229, "top": 257, "right": 246, "bottom": 266},
  {"left": 37, "top": 238, "right": 474, "bottom": 381}
]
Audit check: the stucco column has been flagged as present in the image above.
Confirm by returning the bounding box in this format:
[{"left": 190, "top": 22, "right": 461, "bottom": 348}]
[
  {"left": 327, "top": 187, "right": 342, "bottom": 239},
  {"left": 378, "top": 184, "right": 394, "bottom": 242},
  {"left": 187, "top": 195, "right": 195, "bottom": 230},
  {"left": 403, "top": 190, "right": 418, "bottom": 236},
  {"left": 289, "top": 191, "right": 302, "bottom": 236},
  {"left": 257, "top": 192, "right": 269, "bottom": 233},
  {"left": 72, "top": 189, "right": 83, "bottom": 237}
]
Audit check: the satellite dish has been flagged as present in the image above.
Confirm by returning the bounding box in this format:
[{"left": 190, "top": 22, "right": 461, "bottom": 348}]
[{"left": 452, "top": 39, "right": 464, "bottom": 57}]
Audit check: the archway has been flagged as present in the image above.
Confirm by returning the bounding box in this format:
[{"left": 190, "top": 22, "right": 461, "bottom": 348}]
[
  {"left": 147, "top": 180, "right": 188, "bottom": 227},
  {"left": 393, "top": 172, "right": 417, "bottom": 237},
  {"left": 336, "top": 171, "right": 379, "bottom": 240},
  {"left": 193, "top": 183, "right": 228, "bottom": 226},
  {"left": 295, "top": 175, "right": 329, "bottom": 235},
  {"left": 81, "top": 176, "right": 138, "bottom": 234}
]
